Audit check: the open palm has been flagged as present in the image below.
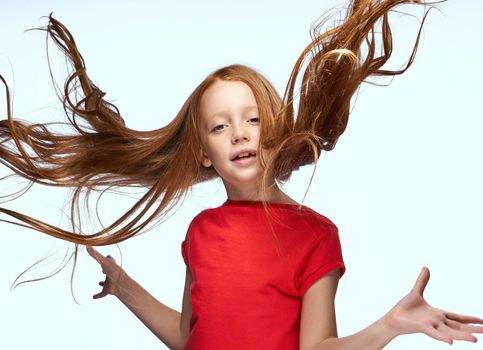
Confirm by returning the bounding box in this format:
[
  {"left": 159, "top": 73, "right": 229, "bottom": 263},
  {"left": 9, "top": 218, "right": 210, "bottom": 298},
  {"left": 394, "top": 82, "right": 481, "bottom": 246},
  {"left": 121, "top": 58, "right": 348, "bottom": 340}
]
[{"left": 385, "top": 267, "right": 483, "bottom": 345}]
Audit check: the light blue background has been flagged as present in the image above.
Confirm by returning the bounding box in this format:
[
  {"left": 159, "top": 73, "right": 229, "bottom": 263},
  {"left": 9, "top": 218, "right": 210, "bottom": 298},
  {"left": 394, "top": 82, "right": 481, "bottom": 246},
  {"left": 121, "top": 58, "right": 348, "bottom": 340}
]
[{"left": 1, "top": 1, "right": 482, "bottom": 349}]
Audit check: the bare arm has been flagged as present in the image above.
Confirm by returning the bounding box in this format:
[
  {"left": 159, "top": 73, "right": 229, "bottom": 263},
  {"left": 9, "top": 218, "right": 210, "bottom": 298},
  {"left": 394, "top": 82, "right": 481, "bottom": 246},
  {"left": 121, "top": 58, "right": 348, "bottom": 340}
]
[
  {"left": 300, "top": 267, "right": 483, "bottom": 350},
  {"left": 87, "top": 247, "right": 192, "bottom": 350}
]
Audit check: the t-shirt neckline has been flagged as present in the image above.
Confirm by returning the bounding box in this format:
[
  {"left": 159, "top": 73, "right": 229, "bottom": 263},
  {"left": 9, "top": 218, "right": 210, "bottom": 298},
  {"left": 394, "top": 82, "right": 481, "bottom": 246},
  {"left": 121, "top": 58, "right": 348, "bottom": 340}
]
[{"left": 222, "top": 199, "right": 306, "bottom": 210}]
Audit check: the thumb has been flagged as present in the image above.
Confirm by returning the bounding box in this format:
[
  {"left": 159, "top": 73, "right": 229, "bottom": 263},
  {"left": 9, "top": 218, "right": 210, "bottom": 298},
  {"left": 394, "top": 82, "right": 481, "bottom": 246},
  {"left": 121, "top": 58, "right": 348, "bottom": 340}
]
[{"left": 411, "top": 266, "right": 430, "bottom": 296}]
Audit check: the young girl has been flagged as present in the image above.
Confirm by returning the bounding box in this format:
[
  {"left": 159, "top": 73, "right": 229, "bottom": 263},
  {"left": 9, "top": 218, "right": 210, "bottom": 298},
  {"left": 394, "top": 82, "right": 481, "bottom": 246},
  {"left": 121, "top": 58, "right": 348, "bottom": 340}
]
[
  {"left": 87, "top": 76, "right": 483, "bottom": 349},
  {"left": 1, "top": 0, "right": 482, "bottom": 349}
]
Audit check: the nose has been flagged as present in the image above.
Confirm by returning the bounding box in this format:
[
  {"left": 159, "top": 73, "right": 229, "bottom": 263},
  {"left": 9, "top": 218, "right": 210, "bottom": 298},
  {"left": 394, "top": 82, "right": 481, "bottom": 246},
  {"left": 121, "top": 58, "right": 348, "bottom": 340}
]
[{"left": 231, "top": 124, "right": 250, "bottom": 144}]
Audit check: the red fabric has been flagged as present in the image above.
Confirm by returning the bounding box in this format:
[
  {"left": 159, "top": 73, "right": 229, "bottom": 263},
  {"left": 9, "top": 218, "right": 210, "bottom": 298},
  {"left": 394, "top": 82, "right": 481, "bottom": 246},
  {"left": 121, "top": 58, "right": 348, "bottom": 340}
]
[{"left": 181, "top": 199, "right": 345, "bottom": 349}]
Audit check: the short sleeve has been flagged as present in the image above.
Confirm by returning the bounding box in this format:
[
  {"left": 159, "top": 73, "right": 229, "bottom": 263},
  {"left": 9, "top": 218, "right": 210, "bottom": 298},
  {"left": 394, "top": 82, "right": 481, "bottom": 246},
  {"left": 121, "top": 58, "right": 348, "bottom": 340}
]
[
  {"left": 296, "top": 224, "right": 345, "bottom": 296},
  {"left": 180, "top": 211, "right": 207, "bottom": 270},
  {"left": 181, "top": 238, "right": 190, "bottom": 269}
]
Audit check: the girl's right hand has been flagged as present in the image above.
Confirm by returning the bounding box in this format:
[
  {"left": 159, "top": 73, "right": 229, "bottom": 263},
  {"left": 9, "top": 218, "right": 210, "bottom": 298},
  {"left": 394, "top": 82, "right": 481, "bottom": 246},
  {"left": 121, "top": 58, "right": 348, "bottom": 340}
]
[{"left": 86, "top": 246, "right": 125, "bottom": 299}]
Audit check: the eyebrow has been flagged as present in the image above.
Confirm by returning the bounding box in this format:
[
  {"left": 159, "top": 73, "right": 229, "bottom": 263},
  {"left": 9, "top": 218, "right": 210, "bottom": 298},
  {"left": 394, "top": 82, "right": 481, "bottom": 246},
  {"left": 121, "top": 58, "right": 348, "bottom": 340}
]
[{"left": 208, "top": 105, "right": 258, "bottom": 120}]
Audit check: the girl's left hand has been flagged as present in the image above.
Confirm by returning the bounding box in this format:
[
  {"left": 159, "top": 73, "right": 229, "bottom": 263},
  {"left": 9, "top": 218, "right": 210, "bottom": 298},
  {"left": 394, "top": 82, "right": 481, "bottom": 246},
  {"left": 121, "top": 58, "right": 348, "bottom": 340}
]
[{"left": 383, "top": 266, "right": 483, "bottom": 345}]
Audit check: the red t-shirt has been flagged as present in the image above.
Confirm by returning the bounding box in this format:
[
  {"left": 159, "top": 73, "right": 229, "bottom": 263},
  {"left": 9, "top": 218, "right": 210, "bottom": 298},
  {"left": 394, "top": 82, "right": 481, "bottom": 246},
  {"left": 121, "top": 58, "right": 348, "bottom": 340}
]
[{"left": 181, "top": 199, "right": 345, "bottom": 349}]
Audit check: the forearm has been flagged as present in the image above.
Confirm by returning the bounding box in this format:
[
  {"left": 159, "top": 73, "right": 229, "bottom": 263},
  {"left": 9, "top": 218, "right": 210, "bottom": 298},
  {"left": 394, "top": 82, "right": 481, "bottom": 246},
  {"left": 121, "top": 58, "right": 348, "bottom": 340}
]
[
  {"left": 115, "top": 271, "right": 183, "bottom": 350},
  {"left": 314, "top": 316, "right": 398, "bottom": 350}
]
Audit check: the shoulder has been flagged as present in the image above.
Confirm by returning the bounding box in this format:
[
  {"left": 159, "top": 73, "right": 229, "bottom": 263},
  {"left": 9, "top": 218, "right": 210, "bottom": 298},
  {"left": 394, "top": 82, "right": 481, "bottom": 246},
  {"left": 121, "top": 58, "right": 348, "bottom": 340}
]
[
  {"left": 191, "top": 205, "right": 222, "bottom": 223},
  {"left": 296, "top": 205, "right": 339, "bottom": 236},
  {"left": 185, "top": 206, "right": 224, "bottom": 234},
  {"left": 295, "top": 207, "right": 341, "bottom": 249}
]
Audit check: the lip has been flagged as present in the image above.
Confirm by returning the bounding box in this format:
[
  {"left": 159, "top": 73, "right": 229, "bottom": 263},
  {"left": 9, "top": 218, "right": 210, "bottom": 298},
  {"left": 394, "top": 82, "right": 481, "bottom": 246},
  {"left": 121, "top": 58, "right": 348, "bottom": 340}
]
[
  {"left": 232, "top": 154, "right": 257, "bottom": 166},
  {"left": 230, "top": 149, "right": 257, "bottom": 161}
]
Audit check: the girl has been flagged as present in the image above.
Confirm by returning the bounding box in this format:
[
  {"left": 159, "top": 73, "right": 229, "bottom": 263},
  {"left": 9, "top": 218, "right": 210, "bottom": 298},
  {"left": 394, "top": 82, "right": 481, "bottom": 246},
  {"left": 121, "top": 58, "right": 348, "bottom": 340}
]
[{"left": 1, "top": 0, "right": 482, "bottom": 349}]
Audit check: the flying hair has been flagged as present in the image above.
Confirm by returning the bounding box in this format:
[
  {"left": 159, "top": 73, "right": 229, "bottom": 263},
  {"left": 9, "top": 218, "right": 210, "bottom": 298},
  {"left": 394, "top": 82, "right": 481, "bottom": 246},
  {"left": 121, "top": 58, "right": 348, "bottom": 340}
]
[{"left": 0, "top": 0, "right": 440, "bottom": 250}]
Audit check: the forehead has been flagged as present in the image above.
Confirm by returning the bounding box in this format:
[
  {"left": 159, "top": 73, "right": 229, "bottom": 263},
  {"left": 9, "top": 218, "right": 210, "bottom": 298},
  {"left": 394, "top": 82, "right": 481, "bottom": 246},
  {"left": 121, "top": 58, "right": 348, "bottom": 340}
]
[{"left": 200, "top": 80, "right": 258, "bottom": 121}]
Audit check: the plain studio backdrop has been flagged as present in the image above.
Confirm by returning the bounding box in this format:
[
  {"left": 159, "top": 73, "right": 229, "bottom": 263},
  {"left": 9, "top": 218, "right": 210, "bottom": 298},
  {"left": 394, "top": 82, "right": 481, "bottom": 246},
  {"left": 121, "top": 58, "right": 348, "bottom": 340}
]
[{"left": 0, "top": 1, "right": 482, "bottom": 349}]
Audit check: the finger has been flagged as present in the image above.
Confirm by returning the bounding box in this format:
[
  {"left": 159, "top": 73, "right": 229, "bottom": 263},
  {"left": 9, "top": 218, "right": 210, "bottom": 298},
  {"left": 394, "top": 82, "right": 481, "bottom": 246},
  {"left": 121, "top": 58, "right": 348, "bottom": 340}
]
[
  {"left": 93, "top": 290, "right": 107, "bottom": 299},
  {"left": 422, "top": 325, "right": 453, "bottom": 345},
  {"left": 446, "top": 318, "right": 483, "bottom": 334},
  {"left": 446, "top": 312, "right": 483, "bottom": 325},
  {"left": 411, "top": 266, "right": 430, "bottom": 296},
  {"left": 86, "top": 246, "right": 104, "bottom": 263},
  {"left": 438, "top": 324, "right": 478, "bottom": 343}
]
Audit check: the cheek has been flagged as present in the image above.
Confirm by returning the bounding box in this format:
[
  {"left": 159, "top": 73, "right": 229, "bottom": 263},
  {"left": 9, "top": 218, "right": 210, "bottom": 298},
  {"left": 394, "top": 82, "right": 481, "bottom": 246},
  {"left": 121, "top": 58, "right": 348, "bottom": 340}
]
[
  {"left": 253, "top": 127, "right": 261, "bottom": 142},
  {"left": 198, "top": 133, "right": 211, "bottom": 154},
  {"left": 200, "top": 139, "right": 219, "bottom": 161}
]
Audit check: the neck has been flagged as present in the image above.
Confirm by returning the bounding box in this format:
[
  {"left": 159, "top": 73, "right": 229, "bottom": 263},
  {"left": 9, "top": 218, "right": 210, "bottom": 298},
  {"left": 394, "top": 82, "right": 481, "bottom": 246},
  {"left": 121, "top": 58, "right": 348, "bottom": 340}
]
[{"left": 222, "top": 179, "right": 298, "bottom": 205}]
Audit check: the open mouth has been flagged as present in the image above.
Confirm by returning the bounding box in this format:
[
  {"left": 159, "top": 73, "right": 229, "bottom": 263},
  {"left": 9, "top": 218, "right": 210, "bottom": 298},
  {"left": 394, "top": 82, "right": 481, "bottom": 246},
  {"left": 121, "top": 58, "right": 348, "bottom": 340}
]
[{"left": 231, "top": 151, "right": 256, "bottom": 161}]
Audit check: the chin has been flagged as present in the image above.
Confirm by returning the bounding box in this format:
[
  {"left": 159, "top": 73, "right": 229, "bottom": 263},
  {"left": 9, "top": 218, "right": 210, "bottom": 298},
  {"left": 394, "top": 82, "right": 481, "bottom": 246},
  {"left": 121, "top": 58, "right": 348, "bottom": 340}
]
[{"left": 222, "top": 171, "right": 264, "bottom": 188}]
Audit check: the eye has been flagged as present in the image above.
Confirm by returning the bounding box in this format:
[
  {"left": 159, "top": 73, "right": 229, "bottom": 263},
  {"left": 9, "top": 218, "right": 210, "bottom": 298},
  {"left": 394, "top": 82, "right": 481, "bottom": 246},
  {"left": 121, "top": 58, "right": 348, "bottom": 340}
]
[
  {"left": 248, "top": 117, "right": 260, "bottom": 124},
  {"left": 211, "top": 124, "right": 226, "bottom": 132}
]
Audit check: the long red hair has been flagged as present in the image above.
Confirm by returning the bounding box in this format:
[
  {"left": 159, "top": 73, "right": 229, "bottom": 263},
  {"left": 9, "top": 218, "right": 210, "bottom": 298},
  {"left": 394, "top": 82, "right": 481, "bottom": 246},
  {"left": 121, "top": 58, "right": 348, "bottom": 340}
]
[{"left": 0, "top": 0, "right": 436, "bottom": 248}]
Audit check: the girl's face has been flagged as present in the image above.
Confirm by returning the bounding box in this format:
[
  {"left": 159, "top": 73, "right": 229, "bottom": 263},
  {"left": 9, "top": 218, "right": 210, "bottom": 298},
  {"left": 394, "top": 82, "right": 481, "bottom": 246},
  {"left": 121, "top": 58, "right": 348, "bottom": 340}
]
[{"left": 199, "top": 80, "right": 264, "bottom": 194}]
